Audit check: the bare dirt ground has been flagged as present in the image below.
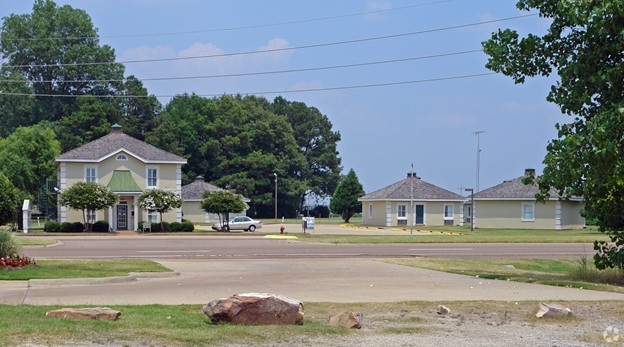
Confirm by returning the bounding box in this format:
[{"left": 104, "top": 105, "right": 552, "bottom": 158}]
[{"left": 241, "top": 301, "right": 623, "bottom": 347}]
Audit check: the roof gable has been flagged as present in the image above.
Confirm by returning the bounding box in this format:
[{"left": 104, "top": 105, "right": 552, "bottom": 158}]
[
  {"left": 360, "top": 174, "right": 464, "bottom": 201},
  {"left": 55, "top": 127, "right": 186, "bottom": 164}
]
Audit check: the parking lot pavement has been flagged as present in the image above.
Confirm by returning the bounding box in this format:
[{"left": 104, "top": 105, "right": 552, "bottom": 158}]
[{"left": 3, "top": 258, "right": 624, "bottom": 305}]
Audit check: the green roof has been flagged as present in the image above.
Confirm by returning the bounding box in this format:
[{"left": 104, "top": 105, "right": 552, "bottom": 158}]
[{"left": 107, "top": 170, "right": 142, "bottom": 193}]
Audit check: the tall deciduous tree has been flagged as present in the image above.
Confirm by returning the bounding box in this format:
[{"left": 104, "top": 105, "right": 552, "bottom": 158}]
[
  {"left": 0, "top": 0, "right": 126, "bottom": 123},
  {"left": 272, "top": 96, "right": 342, "bottom": 210},
  {"left": 58, "top": 182, "right": 118, "bottom": 231},
  {"left": 0, "top": 173, "right": 19, "bottom": 228},
  {"left": 483, "top": 0, "right": 624, "bottom": 269},
  {"left": 138, "top": 188, "right": 183, "bottom": 232},
  {"left": 201, "top": 190, "right": 247, "bottom": 230},
  {"left": 330, "top": 169, "right": 364, "bottom": 223},
  {"left": 147, "top": 94, "right": 309, "bottom": 217},
  {"left": 0, "top": 124, "right": 60, "bottom": 196}
]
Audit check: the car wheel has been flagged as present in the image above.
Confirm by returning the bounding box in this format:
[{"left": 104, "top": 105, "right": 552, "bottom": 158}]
[
  {"left": 223, "top": 225, "right": 229, "bottom": 232},
  {"left": 249, "top": 225, "right": 256, "bottom": 232}
]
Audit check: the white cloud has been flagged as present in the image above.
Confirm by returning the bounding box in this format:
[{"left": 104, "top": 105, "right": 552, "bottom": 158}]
[
  {"left": 364, "top": 1, "right": 393, "bottom": 20},
  {"left": 255, "top": 38, "right": 293, "bottom": 63}
]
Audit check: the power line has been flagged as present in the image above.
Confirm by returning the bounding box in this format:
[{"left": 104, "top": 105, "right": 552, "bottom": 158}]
[
  {"left": 2, "top": 14, "right": 537, "bottom": 69},
  {"left": 2, "top": 1, "right": 453, "bottom": 42},
  {"left": 0, "top": 71, "right": 496, "bottom": 98},
  {"left": 0, "top": 49, "right": 483, "bottom": 84}
]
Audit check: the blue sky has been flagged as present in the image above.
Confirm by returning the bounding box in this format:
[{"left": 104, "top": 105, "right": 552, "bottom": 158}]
[{"left": 1, "top": 0, "right": 563, "bottom": 195}]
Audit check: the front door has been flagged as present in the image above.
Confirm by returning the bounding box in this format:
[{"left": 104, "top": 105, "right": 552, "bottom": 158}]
[
  {"left": 117, "top": 205, "right": 128, "bottom": 230},
  {"left": 415, "top": 205, "right": 424, "bottom": 225}
]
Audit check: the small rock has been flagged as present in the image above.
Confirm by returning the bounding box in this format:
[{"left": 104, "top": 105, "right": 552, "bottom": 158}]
[
  {"left": 329, "top": 311, "right": 363, "bottom": 329},
  {"left": 535, "top": 302, "right": 572, "bottom": 318},
  {"left": 436, "top": 305, "right": 451, "bottom": 316},
  {"left": 46, "top": 307, "right": 121, "bottom": 321}
]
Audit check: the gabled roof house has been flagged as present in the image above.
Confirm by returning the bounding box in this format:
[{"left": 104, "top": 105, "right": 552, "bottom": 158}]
[
  {"left": 359, "top": 172, "right": 465, "bottom": 227},
  {"left": 181, "top": 176, "right": 250, "bottom": 224},
  {"left": 471, "top": 168, "right": 585, "bottom": 230},
  {"left": 54, "top": 124, "right": 187, "bottom": 231}
]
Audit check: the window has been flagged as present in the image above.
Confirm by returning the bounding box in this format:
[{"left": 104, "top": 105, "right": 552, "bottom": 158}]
[
  {"left": 522, "top": 203, "right": 535, "bottom": 221},
  {"left": 116, "top": 154, "right": 128, "bottom": 161},
  {"left": 85, "top": 166, "right": 97, "bottom": 183},
  {"left": 368, "top": 204, "right": 373, "bottom": 218},
  {"left": 147, "top": 167, "right": 158, "bottom": 187},
  {"left": 444, "top": 204, "right": 454, "bottom": 219},
  {"left": 397, "top": 204, "right": 406, "bottom": 219},
  {"left": 148, "top": 211, "right": 159, "bottom": 223},
  {"left": 87, "top": 210, "right": 96, "bottom": 224}
]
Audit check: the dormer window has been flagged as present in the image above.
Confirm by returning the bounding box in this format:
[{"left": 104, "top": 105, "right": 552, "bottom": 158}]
[{"left": 116, "top": 154, "right": 128, "bottom": 161}]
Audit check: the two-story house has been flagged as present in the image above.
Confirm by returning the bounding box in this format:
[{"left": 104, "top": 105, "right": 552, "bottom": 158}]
[{"left": 54, "top": 124, "right": 187, "bottom": 231}]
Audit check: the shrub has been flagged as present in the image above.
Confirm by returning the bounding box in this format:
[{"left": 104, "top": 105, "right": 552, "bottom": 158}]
[
  {"left": 150, "top": 222, "right": 169, "bottom": 232},
  {"left": 44, "top": 221, "right": 61, "bottom": 233},
  {"left": 181, "top": 221, "right": 195, "bottom": 232},
  {"left": 60, "top": 222, "right": 72, "bottom": 232},
  {"left": 72, "top": 222, "right": 85, "bottom": 232},
  {"left": 0, "top": 230, "right": 21, "bottom": 257},
  {"left": 168, "top": 222, "right": 182, "bottom": 232},
  {"left": 91, "top": 221, "right": 110, "bottom": 232}
]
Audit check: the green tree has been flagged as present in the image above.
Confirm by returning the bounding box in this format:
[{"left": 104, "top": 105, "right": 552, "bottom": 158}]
[
  {"left": 147, "top": 94, "right": 308, "bottom": 217},
  {"left": 483, "top": 1, "right": 624, "bottom": 269},
  {"left": 0, "top": 72, "right": 35, "bottom": 137},
  {"left": 272, "top": 96, "right": 342, "bottom": 210},
  {"left": 118, "top": 76, "right": 161, "bottom": 141},
  {"left": 0, "top": 0, "right": 126, "bottom": 124},
  {"left": 0, "top": 124, "right": 61, "bottom": 196},
  {"left": 330, "top": 169, "right": 364, "bottom": 223},
  {"left": 201, "top": 190, "right": 247, "bottom": 230},
  {"left": 58, "top": 182, "right": 118, "bottom": 231},
  {"left": 138, "top": 188, "right": 183, "bottom": 232},
  {"left": 0, "top": 173, "right": 19, "bottom": 228}
]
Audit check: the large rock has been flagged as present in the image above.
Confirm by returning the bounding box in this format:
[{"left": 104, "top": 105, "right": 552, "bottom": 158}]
[
  {"left": 536, "top": 302, "right": 572, "bottom": 318},
  {"left": 329, "top": 311, "right": 363, "bottom": 329},
  {"left": 46, "top": 307, "right": 121, "bottom": 321},
  {"left": 203, "top": 293, "right": 304, "bottom": 325}
]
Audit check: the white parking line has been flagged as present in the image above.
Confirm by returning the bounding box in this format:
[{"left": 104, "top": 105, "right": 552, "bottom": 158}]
[
  {"left": 407, "top": 248, "right": 474, "bottom": 251},
  {"left": 135, "top": 250, "right": 211, "bottom": 253}
]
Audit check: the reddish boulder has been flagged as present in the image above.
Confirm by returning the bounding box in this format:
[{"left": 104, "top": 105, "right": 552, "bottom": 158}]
[{"left": 203, "top": 293, "right": 304, "bottom": 325}]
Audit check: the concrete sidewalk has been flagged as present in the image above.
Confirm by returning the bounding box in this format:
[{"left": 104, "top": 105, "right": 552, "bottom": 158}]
[{"left": 2, "top": 258, "right": 623, "bottom": 305}]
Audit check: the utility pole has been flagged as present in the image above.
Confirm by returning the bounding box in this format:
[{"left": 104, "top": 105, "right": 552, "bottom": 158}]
[
  {"left": 410, "top": 163, "right": 414, "bottom": 236},
  {"left": 473, "top": 131, "right": 484, "bottom": 229},
  {"left": 473, "top": 131, "right": 485, "bottom": 192},
  {"left": 273, "top": 173, "right": 278, "bottom": 223}
]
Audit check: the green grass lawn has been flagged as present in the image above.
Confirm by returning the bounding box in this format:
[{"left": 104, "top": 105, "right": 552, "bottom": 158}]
[
  {"left": 385, "top": 257, "right": 624, "bottom": 293},
  {"left": 0, "top": 259, "right": 171, "bottom": 280},
  {"left": 295, "top": 226, "right": 608, "bottom": 243}
]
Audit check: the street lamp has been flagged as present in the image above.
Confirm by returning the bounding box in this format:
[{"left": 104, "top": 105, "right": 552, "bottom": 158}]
[
  {"left": 464, "top": 188, "right": 474, "bottom": 231},
  {"left": 273, "top": 173, "right": 278, "bottom": 223}
]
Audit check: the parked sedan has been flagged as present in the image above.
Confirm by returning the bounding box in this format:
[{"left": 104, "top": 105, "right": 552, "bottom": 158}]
[{"left": 212, "top": 216, "right": 262, "bottom": 232}]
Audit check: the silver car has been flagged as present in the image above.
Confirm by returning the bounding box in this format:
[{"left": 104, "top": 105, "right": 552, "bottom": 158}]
[{"left": 212, "top": 216, "right": 262, "bottom": 232}]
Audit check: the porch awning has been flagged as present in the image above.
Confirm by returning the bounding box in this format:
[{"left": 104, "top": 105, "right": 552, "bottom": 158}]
[{"left": 107, "top": 170, "right": 142, "bottom": 193}]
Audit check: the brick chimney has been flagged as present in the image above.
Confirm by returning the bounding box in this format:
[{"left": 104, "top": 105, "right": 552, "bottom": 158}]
[{"left": 524, "top": 168, "right": 536, "bottom": 176}]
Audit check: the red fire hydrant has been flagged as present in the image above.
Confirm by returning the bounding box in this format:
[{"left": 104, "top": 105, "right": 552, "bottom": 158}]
[{"left": 280, "top": 225, "right": 285, "bottom": 234}]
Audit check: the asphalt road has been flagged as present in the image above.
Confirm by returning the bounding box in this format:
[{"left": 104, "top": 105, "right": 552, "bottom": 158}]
[
  {"left": 6, "top": 226, "right": 620, "bottom": 305},
  {"left": 22, "top": 235, "right": 595, "bottom": 260}
]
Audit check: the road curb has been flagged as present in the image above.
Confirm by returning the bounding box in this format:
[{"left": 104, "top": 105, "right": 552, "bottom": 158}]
[{"left": 28, "top": 271, "right": 180, "bottom": 287}]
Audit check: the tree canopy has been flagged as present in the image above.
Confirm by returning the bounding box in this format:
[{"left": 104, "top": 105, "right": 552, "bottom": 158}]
[
  {"left": 147, "top": 94, "right": 340, "bottom": 218},
  {"left": 330, "top": 169, "right": 364, "bottom": 223},
  {"left": 138, "top": 188, "right": 183, "bottom": 231},
  {"left": 0, "top": 173, "right": 19, "bottom": 227},
  {"left": 201, "top": 190, "right": 248, "bottom": 228},
  {"left": 0, "top": 0, "right": 161, "bottom": 152},
  {"left": 0, "top": 124, "right": 60, "bottom": 196},
  {"left": 483, "top": 0, "right": 624, "bottom": 269},
  {"left": 58, "top": 182, "right": 119, "bottom": 231}
]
